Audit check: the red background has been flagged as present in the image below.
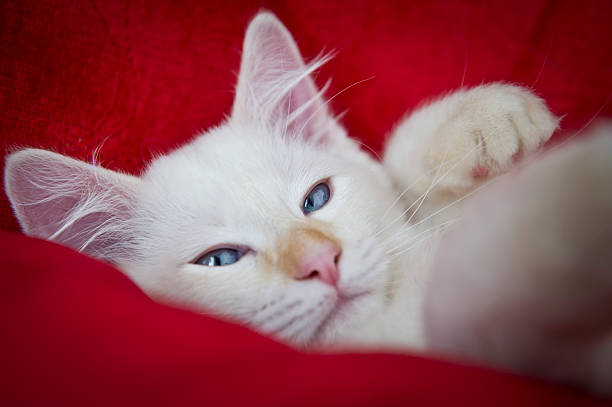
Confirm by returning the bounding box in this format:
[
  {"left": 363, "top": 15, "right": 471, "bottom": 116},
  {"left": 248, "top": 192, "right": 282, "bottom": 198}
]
[{"left": 1, "top": 0, "right": 611, "bottom": 404}]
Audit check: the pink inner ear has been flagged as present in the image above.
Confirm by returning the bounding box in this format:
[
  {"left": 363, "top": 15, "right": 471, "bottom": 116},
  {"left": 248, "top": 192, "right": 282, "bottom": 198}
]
[
  {"left": 5, "top": 149, "right": 139, "bottom": 262},
  {"left": 232, "top": 12, "right": 332, "bottom": 143},
  {"left": 274, "top": 75, "right": 328, "bottom": 140},
  {"left": 16, "top": 179, "right": 84, "bottom": 239}
]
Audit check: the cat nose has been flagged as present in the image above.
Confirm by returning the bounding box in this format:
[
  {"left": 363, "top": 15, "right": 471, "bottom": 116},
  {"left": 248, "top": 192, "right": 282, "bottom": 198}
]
[{"left": 295, "top": 242, "right": 341, "bottom": 286}]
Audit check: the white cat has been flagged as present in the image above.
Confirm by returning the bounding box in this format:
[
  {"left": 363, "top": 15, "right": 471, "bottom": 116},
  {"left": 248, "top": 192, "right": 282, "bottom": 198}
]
[{"left": 4, "top": 12, "right": 612, "bottom": 394}]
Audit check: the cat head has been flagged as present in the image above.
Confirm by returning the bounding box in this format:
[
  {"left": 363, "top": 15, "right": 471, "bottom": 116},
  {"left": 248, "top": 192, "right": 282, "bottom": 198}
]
[{"left": 4, "top": 12, "right": 403, "bottom": 346}]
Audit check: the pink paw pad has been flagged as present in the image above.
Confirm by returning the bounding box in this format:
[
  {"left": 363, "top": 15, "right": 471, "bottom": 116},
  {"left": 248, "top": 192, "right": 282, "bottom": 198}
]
[
  {"left": 472, "top": 164, "right": 489, "bottom": 178},
  {"left": 511, "top": 148, "right": 524, "bottom": 164}
]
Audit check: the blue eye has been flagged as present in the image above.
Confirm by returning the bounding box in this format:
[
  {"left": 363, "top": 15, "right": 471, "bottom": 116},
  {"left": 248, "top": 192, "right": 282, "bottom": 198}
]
[
  {"left": 303, "top": 182, "right": 331, "bottom": 215},
  {"left": 195, "top": 248, "right": 243, "bottom": 267}
]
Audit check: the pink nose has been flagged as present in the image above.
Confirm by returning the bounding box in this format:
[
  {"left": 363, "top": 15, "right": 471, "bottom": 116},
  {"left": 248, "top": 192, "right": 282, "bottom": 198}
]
[{"left": 295, "top": 242, "right": 341, "bottom": 286}]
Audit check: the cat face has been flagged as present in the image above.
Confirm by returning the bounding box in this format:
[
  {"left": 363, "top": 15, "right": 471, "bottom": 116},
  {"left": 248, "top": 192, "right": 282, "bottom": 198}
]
[
  {"left": 129, "top": 120, "right": 399, "bottom": 344},
  {"left": 4, "top": 12, "right": 404, "bottom": 346}
]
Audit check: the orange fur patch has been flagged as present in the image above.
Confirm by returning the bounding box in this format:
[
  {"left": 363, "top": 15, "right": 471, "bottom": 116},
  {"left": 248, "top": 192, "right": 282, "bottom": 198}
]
[{"left": 275, "top": 223, "right": 340, "bottom": 279}]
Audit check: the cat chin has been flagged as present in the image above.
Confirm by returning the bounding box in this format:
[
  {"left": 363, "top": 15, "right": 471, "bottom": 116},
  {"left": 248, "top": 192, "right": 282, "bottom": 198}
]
[
  {"left": 315, "top": 293, "right": 378, "bottom": 341},
  {"left": 277, "top": 290, "right": 379, "bottom": 349}
]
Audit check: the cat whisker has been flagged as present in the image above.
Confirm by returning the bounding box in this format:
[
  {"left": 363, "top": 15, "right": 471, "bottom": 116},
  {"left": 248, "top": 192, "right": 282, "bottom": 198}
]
[
  {"left": 399, "top": 145, "right": 453, "bottom": 228},
  {"left": 531, "top": 35, "right": 553, "bottom": 88},
  {"left": 376, "top": 132, "right": 491, "bottom": 237},
  {"left": 381, "top": 152, "right": 448, "bottom": 226},
  {"left": 385, "top": 218, "right": 459, "bottom": 255},
  {"left": 282, "top": 78, "right": 294, "bottom": 137},
  {"left": 376, "top": 152, "right": 449, "bottom": 236},
  {"left": 401, "top": 177, "right": 497, "bottom": 235},
  {"left": 296, "top": 75, "right": 376, "bottom": 142},
  {"left": 387, "top": 220, "right": 457, "bottom": 258},
  {"left": 286, "top": 79, "right": 332, "bottom": 129},
  {"left": 267, "top": 52, "right": 335, "bottom": 118},
  {"left": 460, "top": 46, "right": 468, "bottom": 88},
  {"left": 352, "top": 138, "right": 383, "bottom": 161},
  {"left": 345, "top": 253, "right": 385, "bottom": 287},
  {"left": 379, "top": 157, "right": 455, "bottom": 222},
  {"left": 541, "top": 93, "right": 611, "bottom": 154}
]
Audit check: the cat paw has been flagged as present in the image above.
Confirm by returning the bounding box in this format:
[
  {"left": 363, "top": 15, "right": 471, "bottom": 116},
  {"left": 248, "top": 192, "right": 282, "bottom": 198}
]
[{"left": 426, "top": 84, "right": 559, "bottom": 193}]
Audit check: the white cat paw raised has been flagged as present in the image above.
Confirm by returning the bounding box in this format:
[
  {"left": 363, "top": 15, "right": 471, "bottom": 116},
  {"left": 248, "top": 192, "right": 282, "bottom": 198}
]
[{"left": 385, "top": 83, "right": 559, "bottom": 198}]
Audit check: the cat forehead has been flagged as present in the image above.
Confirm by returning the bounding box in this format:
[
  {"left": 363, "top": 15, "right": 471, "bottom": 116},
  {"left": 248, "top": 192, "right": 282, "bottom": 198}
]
[{"left": 140, "top": 122, "right": 338, "bottom": 215}]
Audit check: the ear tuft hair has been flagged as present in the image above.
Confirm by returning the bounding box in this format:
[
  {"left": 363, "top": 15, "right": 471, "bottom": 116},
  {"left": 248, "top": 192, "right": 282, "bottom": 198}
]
[
  {"left": 4, "top": 149, "right": 141, "bottom": 263},
  {"left": 232, "top": 12, "right": 336, "bottom": 144}
]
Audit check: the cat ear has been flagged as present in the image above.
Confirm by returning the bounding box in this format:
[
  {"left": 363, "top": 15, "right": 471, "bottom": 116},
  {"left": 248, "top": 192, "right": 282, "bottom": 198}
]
[
  {"left": 4, "top": 149, "right": 141, "bottom": 263},
  {"left": 232, "top": 12, "right": 338, "bottom": 143}
]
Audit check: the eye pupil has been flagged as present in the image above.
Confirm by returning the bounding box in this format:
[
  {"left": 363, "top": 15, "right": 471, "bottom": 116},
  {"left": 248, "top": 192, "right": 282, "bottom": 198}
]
[
  {"left": 195, "top": 248, "right": 242, "bottom": 267},
  {"left": 303, "top": 182, "right": 330, "bottom": 215},
  {"left": 208, "top": 255, "right": 220, "bottom": 267}
]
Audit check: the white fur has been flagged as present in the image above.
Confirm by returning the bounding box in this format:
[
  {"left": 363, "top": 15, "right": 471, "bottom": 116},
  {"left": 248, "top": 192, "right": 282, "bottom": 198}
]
[
  {"left": 5, "top": 11, "right": 612, "bottom": 394},
  {"left": 0, "top": 12, "right": 556, "bottom": 348},
  {"left": 124, "top": 121, "right": 401, "bottom": 345}
]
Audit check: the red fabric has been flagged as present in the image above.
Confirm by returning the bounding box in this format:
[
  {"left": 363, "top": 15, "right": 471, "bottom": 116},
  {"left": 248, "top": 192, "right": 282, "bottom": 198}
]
[
  {"left": 1, "top": 0, "right": 612, "bottom": 404},
  {"left": 2, "top": 0, "right": 612, "bottom": 231},
  {"left": 1, "top": 231, "right": 605, "bottom": 405}
]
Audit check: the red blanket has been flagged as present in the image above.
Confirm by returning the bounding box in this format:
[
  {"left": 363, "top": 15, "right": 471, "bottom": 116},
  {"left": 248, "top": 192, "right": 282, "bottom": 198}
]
[{"left": 1, "top": 0, "right": 611, "bottom": 404}]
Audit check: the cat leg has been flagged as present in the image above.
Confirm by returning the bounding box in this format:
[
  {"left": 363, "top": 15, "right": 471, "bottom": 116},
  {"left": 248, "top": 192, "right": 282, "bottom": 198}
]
[
  {"left": 424, "top": 126, "right": 612, "bottom": 395},
  {"left": 383, "top": 84, "right": 558, "bottom": 219}
]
